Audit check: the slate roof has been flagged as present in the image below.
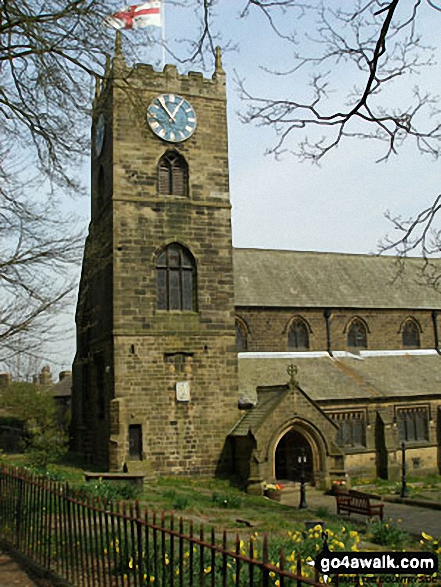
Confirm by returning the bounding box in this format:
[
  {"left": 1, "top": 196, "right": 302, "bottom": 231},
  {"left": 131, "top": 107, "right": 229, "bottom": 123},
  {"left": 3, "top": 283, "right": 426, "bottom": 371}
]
[
  {"left": 233, "top": 249, "right": 441, "bottom": 309},
  {"left": 238, "top": 352, "right": 441, "bottom": 404},
  {"left": 231, "top": 387, "right": 289, "bottom": 436},
  {"left": 50, "top": 375, "right": 72, "bottom": 398}
]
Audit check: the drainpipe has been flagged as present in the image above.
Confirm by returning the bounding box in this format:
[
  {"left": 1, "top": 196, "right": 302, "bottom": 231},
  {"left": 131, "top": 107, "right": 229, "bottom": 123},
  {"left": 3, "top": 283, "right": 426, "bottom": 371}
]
[
  {"left": 324, "top": 309, "right": 333, "bottom": 357},
  {"left": 432, "top": 310, "right": 440, "bottom": 354}
]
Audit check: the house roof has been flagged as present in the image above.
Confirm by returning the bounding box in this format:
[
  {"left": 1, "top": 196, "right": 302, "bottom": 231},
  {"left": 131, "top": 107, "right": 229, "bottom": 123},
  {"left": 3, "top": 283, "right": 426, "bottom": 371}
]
[
  {"left": 238, "top": 352, "right": 441, "bottom": 404},
  {"left": 233, "top": 249, "right": 441, "bottom": 309},
  {"left": 50, "top": 375, "right": 72, "bottom": 398}
]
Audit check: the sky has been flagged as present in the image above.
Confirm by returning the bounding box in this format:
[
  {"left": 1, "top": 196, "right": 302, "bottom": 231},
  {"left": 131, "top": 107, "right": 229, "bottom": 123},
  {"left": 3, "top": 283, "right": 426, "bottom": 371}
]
[{"left": 38, "top": 1, "right": 441, "bottom": 374}]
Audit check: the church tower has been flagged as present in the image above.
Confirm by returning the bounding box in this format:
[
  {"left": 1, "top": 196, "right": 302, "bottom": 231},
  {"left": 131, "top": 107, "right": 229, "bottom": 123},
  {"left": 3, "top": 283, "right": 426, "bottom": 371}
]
[{"left": 71, "top": 43, "right": 239, "bottom": 476}]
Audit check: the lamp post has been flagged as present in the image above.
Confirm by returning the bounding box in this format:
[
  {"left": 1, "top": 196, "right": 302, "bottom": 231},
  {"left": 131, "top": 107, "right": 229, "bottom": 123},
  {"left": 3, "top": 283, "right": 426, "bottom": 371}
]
[
  {"left": 298, "top": 448, "right": 307, "bottom": 509},
  {"left": 400, "top": 441, "right": 408, "bottom": 498}
]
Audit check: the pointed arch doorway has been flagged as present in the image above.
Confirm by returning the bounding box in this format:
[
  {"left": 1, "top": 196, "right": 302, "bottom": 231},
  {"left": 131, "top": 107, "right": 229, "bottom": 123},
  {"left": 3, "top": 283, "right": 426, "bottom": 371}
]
[{"left": 275, "top": 428, "right": 314, "bottom": 482}]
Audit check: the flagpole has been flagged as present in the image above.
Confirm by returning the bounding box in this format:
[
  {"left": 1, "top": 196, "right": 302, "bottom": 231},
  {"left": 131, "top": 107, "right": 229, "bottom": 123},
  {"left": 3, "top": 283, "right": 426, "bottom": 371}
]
[{"left": 161, "top": 0, "right": 166, "bottom": 68}]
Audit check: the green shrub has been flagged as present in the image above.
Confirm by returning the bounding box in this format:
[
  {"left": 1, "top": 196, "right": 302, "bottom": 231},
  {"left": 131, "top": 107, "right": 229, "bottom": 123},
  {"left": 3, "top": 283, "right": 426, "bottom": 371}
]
[
  {"left": 211, "top": 492, "right": 242, "bottom": 509},
  {"left": 173, "top": 495, "right": 190, "bottom": 510},
  {"left": 80, "top": 479, "right": 141, "bottom": 502},
  {"left": 368, "top": 519, "right": 410, "bottom": 548}
]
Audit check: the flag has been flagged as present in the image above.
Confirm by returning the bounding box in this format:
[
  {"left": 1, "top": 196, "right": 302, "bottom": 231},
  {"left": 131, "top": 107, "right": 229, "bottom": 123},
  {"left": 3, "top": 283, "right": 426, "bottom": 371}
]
[{"left": 105, "top": 1, "right": 161, "bottom": 30}]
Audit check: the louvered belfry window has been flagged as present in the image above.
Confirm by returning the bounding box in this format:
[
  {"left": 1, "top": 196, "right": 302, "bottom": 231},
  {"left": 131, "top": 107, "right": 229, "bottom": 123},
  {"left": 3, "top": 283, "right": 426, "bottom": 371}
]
[
  {"left": 156, "top": 243, "right": 196, "bottom": 311},
  {"left": 158, "top": 151, "right": 188, "bottom": 196}
]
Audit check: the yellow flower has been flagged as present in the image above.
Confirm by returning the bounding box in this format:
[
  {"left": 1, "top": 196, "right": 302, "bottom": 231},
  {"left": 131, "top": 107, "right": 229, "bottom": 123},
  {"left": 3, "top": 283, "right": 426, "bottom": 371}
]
[
  {"left": 204, "top": 567, "right": 212, "bottom": 574},
  {"left": 275, "top": 581, "right": 280, "bottom": 586},
  {"left": 149, "top": 577, "right": 155, "bottom": 583},
  {"left": 422, "top": 532, "right": 434, "bottom": 541},
  {"left": 129, "top": 557, "right": 133, "bottom": 569},
  {"left": 143, "top": 574, "right": 147, "bottom": 580},
  {"left": 269, "top": 571, "right": 275, "bottom": 578}
]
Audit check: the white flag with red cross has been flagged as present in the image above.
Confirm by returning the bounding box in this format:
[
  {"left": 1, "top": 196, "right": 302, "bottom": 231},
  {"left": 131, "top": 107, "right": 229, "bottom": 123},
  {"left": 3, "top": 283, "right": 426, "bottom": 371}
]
[{"left": 105, "top": 1, "right": 162, "bottom": 30}]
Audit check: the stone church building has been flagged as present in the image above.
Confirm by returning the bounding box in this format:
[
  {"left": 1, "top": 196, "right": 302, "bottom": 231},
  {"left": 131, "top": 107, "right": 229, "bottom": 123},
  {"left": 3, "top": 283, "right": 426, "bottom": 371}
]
[{"left": 71, "top": 45, "right": 441, "bottom": 491}]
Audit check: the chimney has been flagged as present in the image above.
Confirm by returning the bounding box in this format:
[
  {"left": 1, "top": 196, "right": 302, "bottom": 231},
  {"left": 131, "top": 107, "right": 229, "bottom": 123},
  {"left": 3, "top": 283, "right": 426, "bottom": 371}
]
[
  {"left": 59, "top": 370, "right": 72, "bottom": 382},
  {"left": 39, "top": 365, "right": 52, "bottom": 386}
]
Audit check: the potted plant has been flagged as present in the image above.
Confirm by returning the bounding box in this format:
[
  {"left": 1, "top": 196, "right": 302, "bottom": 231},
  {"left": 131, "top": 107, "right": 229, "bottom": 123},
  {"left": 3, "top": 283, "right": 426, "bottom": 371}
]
[
  {"left": 331, "top": 479, "right": 348, "bottom": 494},
  {"left": 263, "top": 482, "right": 284, "bottom": 501}
]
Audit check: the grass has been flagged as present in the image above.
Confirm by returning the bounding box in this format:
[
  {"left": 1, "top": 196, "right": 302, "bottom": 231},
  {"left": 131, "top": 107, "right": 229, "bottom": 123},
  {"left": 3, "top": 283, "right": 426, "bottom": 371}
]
[{"left": 2, "top": 452, "right": 440, "bottom": 555}]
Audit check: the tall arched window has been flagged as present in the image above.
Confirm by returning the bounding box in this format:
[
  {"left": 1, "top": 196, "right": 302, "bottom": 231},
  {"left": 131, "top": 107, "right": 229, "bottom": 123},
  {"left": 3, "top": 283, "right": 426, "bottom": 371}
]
[
  {"left": 347, "top": 318, "right": 368, "bottom": 348},
  {"left": 158, "top": 151, "right": 188, "bottom": 196},
  {"left": 235, "top": 317, "right": 249, "bottom": 352},
  {"left": 402, "top": 318, "right": 421, "bottom": 348},
  {"left": 156, "top": 243, "right": 196, "bottom": 311},
  {"left": 288, "top": 318, "right": 310, "bottom": 350}
]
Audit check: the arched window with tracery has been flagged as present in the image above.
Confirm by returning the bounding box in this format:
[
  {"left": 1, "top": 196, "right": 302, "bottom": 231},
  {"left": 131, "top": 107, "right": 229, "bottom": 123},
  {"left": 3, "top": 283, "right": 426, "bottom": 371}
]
[
  {"left": 347, "top": 318, "right": 368, "bottom": 349},
  {"left": 288, "top": 317, "right": 310, "bottom": 350},
  {"left": 156, "top": 243, "right": 196, "bottom": 311},
  {"left": 235, "top": 317, "right": 249, "bottom": 352},
  {"left": 158, "top": 151, "right": 188, "bottom": 196},
  {"left": 402, "top": 318, "right": 421, "bottom": 348}
]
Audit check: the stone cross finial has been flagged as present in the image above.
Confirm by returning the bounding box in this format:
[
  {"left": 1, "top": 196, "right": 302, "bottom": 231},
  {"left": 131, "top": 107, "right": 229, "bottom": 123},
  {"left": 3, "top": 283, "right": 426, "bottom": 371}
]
[{"left": 287, "top": 364, "right": 298, "bottom": 387}]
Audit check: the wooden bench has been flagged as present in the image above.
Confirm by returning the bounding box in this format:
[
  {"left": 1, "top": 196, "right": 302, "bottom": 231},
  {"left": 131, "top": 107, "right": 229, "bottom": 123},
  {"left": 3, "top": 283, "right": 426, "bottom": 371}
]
[
  {"left": 84, "top": 472, "right": 145, "bottom": 489},
  {"left": 335, "top": 489, "right": 384, "bottom": 520}
]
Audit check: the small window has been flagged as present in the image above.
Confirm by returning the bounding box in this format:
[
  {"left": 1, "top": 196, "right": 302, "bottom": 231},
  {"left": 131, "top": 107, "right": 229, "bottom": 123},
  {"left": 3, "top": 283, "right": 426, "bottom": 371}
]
[
  {"left": 402, "top": 319, "right": 421, "bottom": 348},
  {"left": 331, "top": 412, "right": 366, "bottom": 448},
  {"left": 164, "top": 352, "right": 193, "bottom": 373},
  {"left": 156, "top": 243, "right": 196, "bottom": 311},
  {"left": 129, "top": 425, "right": 143, "bottom": 460},
  {"left": 158, "top": 151, "right": 188, "bottom": 196},
  {"left": 397, "top": 407, "right": 428, "bottom": 442},
  {"left": 97, "top": 165, "right": 105, "bottom": 207},
  {"left": 347, "top": 318, "right": 368, "bottom": 349},
  {"left": 288, "top": 318, "right": 310, "bottom": 350},
  {"left": 235, "top": 318, "right": 249, "bottom": 352}
]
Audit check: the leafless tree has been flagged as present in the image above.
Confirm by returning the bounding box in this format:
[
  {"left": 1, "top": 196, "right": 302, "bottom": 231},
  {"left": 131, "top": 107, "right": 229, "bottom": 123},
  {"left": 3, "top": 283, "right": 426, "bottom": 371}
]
[
  {"left": 191, "top": 0, "right": 441, "bottom": 257},
  {"left": 2, "top": 0, "right": 441, "bottom": 369},
  {"left": 0, "top": 0, "right": 160, "bottom": 366}
]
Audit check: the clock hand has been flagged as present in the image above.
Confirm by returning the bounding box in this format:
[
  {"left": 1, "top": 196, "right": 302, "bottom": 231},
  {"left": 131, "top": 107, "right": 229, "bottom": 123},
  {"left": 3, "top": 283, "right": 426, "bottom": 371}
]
[
  {"left": 170, "top": 98, "right": 184, "bottom": 122},
  {"left": 158, "top": 96, "right": 173, "bottom": 121}
]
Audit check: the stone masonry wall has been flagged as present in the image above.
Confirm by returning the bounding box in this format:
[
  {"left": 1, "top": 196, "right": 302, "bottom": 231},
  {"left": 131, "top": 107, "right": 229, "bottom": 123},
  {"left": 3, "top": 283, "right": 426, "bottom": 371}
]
[
  {"left": 107, "top": 62, "right": 239, "bottom": 475},
  {"left": 236, "top": 307, "right": 437, "bottom": 352}
]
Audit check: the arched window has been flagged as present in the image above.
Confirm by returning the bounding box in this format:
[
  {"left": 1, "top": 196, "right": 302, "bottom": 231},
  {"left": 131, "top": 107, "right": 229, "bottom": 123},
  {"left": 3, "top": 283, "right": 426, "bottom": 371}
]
[
  {"left": 288, "top": 318, "right": 310, "bottom": 350},
  {"left": 347, "top": 318, "right": 368, "bottom": 349},
  {"left": 156, "top": 243, "right": 196, "bottom": 311},
  {"left": 235, "top": 318, "right": 249, "bottom": 352},
  {"left": 158, "top": 151, "right": 188, "bottom": 196},
  {"left": 402, "top": 318, "right": 421, "bottom": 348}
]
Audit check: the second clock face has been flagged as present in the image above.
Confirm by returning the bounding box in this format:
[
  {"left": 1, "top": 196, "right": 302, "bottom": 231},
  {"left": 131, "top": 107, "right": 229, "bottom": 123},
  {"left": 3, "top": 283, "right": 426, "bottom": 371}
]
[{"left": 147, "top": 94, "right": 197, "bottom": 143}]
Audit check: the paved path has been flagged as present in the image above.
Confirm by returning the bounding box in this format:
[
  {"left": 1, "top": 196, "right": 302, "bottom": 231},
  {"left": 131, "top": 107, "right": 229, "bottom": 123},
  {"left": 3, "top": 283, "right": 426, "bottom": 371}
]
[
  {"left": 281, "top": 487, "right": 441, "bottom": 539},
  {"left": 0, "top": 548, "right": 40, "bottom": 586}
]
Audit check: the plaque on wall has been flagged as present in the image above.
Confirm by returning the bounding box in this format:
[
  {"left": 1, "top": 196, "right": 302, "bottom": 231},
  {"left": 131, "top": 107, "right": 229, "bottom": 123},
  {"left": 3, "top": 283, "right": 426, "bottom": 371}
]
[{"left": 176, "top": 381, "right": 190, "bottom": 402}]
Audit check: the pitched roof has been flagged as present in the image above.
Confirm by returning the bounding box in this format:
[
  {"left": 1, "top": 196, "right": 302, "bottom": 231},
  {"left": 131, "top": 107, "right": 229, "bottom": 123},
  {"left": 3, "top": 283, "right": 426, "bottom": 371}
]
[
  {"left": 233, "top": 249, "right": 441, "bottom": 309},
  {"left": 231, "top": 387, "right": 289, "bottom": 437},
  {"left": 238, "top": 352, "right": 441, "bottom": 404}
]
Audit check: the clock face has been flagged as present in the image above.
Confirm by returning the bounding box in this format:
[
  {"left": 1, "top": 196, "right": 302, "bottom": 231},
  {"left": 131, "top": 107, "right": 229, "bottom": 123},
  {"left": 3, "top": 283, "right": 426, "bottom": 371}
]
[
  {"left": 95, "top": 114, "right": 106, "bottom": 157},
  {"left": 147, "top": 94, "right": 197, "bottom": 143}
]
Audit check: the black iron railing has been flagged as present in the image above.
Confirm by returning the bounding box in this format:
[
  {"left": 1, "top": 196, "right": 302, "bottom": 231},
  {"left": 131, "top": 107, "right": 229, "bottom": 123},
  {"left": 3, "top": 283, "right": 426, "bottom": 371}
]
[{"left": 0, "top": 464, "right": 324, "bottom": 587}]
